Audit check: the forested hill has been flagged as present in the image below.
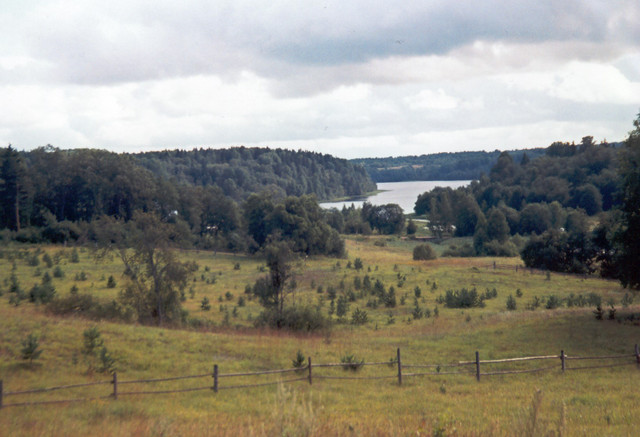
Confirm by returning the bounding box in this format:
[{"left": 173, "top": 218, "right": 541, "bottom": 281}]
[
  {"left": 352, "top": 149, "right": 548, "bottom": 182},
  {"left": 134, "top": 147, "right": 376, "bottom": 201}
]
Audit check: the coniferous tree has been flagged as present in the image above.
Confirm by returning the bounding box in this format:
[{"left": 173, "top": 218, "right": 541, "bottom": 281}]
[{"left": 615, "top": 113, "right": 640, "bottom": 289}]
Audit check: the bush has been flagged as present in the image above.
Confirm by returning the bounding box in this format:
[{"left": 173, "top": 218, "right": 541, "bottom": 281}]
[
  {"left": 594, "top": 304, "right": 604, "bottom": 320},
  {"left": 545, "top": 295, "right": 561, "bottom": 310},
  {"left": 482, "top": 240, "right": 519, "bottom": 257},
  {"left": 28, "top": 254, "right": 40, "bottom": 267},
  {"left": 201, "top": 297, "right": 211, "bottom": 311},
  {"left": 351, "top": 308, "right": 368, "bottom": 325},
  {"left": 21, "top": 333, "right": 42, "bottom": 364},
  {"left": 292, "top": 350, "right": 306, "bottom": 368},
  {"left": 255, "top": 306, "right": 331, "bottom": 332},
  {"left": 340, "top": 354, "right": 364, "bottom": 371},
  {"left": 53, "top": 266, "right": 65, "bottom": 278},
  {"left": 46, "top": 293, "right": 134, "bottom": 322},
  {"left": 413, "top": 244, "right": 437, "bottom": 261},
  {"left": 437, "top": 288, "right": 482, "bottom": 308},
  {"left": 42, "top": 253, "right": 53, "bottom": 268},
  {"left": 442, "top": 243, "right": 475, "bottom": 257},
  {"left": 506, "top": 294, "right": 517, "bottom": 310},
  {"left": 106, "top": 275, "right": 117, "bottom": 288},
  {"left": 83, "top": 326, "right": 103, "bottom": 356},
  {"left": 29, "top": 283, "right": 56, "bottom": 304},
  {"left": 354, "top": 257, "right": 363, "bottom": 270}
]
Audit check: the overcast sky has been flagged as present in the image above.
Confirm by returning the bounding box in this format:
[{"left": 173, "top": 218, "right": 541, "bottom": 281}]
[{"left": 1, "top": 1, "right": 639, "bottom": 158}]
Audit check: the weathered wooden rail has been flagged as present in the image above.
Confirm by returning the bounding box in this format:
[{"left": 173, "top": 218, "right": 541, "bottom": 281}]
[{"left": 1, "top": 345, "right": 638, "bottom": 409}]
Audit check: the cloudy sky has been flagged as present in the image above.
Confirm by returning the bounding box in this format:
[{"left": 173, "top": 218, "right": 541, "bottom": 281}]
[{"left": 1, "top": 1, "right": 639, "bottom": 158}]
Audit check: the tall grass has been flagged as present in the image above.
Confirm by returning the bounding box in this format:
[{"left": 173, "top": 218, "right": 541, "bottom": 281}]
[{"left": 0, "top": 240, "right": 637, "bottom": 436}]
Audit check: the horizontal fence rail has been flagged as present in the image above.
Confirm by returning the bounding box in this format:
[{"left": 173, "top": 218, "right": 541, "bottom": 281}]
[{"left": 1, "top": 345, "right": 638, "bottom": 409}]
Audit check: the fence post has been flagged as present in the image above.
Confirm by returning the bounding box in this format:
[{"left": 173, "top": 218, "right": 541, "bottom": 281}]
[
  {"left": 112, "top": 372, "right": 118, "bottom": 400},
  {"left": 308, "top": 357, "right": 312, "bottom": 385},
  {"left": 213, "top": 364, "right": 219, "bottom": 393},
  {"left": 475, "top": 351, "right": 480, "bottom": 381},
  {"left": 561, "top": 350, "right": 566, "bottom": 372},
  {"left": 397, "top": 348, "right": 402, "bottom": 386},
  {"left": 635, "top": 344, "right": 639, "bottom": 368},
  {"left": 0, "top": 379, "right": 3, "bottom": 409}
]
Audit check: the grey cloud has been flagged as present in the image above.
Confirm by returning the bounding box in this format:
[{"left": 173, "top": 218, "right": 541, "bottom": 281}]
[{"left": 13, "top": 0, "right": 640, "bottom": 86}]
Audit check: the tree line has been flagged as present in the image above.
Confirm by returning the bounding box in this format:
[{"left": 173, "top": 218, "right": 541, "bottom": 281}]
[
  {"left": 352, "top": 149, "right": 550, "bottom": 182},
  {"left": 412, "top": 116, "right": 639, "bottom": 290},
  {"left": 0, "top": 145, "right": 375, "bottom": 253}
]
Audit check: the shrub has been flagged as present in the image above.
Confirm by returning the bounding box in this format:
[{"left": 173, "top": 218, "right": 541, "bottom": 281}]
[
  {"left": 438, "top": 288, "right": 481, "bottom": 308},
  {"left": 442, "top": 243, "right": 475, "bottom": 257},
  {"left": 106, "top": 275, "right": 117, "bottom": 288},
  {"left": 526, "top": 296, "right": 542, "bottom": 310},
  {"left": 98, "top": 347, "right": 116, "bottom": 374},
  {"left": 70, "top": 248, "right": 80, "bottom": 263},
  {"left": 201, "top": 297, "right": 211, "bottom": 311},
  {"left": 594, "top": 304, "right": 604, "bottom": 320},
  {"left": 545, "top": 295, "right": 561, "bottom": 310},
  {"left": 506, "top": 294, "right": 517, "bottom": 310},
  {"left": 42, "top": 253, "right": 53, "bottom": 268},
  {"left": 292, "top": 350, "right": 306, "bottom": 369},
  {"left": 413, "top": 244, "right": 437, "bottom": 260},
  {"left": 354, "top": 258, "right": 363, "bottom": 270},
  {"left": 42, "top": 271, "right": 52, "bottom": 283},
  {"left": 412, "top": 301, "right": 423, "bottom": 320},
  {"left": 75, "top": 271, "right": 88, "bottom": 281},
  {"left": 21, "top": 333, "right": 42, "bottom": 364},
  {"left": 383, "top": 286, "right": 397, "bottom": 308},
  {"left": 336, "top": 295, "right": 349, "bottom": 318},
  {"left": 28, "top": 254, "right": 40, "bottom": 267},
  {"left": 255, "top": 306, "right": 331, "bottom": 332},
  {"left": 47, "top": 293, "right": 134, "bottom": 322},
  {"left": 83, "top": 326, "right": 104, "bottom": 356},
  {"left": 351, "top": 308, "right": 368, "bottom": 325},
  {"left": 29, "top": 283, "right": 56, "bottom": 304},
  {"left": 53, "top": 266, "right": 65, "bottom": 278},
  {"left": 340, "top": 354, "right": 364, "bottom": 371}
]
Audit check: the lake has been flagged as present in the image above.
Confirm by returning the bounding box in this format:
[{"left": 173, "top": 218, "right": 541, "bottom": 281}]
[{"left": 320, "top": 180, "right": 471, "bottom": 213}]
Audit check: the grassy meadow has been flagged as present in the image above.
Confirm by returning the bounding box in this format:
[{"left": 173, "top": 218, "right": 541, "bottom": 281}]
[{"left": 1, "top": 237, "right": 639, "bottom": 436}]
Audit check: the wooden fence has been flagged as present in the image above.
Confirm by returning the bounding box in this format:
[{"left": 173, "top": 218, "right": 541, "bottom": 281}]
[{"left": 2, "top": 345, "right": 639, "bottom": 409}]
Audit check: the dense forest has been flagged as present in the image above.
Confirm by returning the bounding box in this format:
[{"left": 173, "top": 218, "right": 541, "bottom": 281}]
[
  {"left": 352, "top": 149, "right": 550, "bottom": 182},
  {"left": 412, "top": 123, "right": 639, "bottom": 290},
  {"left": 0, "top": 146, "right": 374, "bottom": 255},
  {"left": 134, "top": 147, "right": 376, "bottom": 201}
]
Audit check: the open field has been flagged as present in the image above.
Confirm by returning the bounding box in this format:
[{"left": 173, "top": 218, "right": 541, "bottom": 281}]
[{"left": 1, "top": 238, "right": 639, "bottom": 436}]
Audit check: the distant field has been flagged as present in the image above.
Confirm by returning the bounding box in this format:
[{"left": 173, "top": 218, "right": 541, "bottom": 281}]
[{"left": 1, "top": 239, "right": 638, "bottom": 436}]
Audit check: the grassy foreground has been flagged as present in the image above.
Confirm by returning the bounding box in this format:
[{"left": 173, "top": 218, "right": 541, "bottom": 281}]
[{"left": 1, "top": 238, "right": 639, "bottom": 436}]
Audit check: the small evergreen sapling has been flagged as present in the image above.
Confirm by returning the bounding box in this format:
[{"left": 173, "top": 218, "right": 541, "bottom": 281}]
[
  {"left": 506, "top": 294, "right": 517, "bottom": 310},
  {"left": 21, "top": 333, "right": 42, "bottom": 365}
]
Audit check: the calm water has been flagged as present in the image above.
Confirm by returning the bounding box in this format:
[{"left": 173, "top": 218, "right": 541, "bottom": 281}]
[{"left": 320, "top": 180, "right": 470, "bottom": 213}]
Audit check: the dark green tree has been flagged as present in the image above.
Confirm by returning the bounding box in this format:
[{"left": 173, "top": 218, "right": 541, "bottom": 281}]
[
  {"left": 252, "top": 241, "right": 294, "bottom": 322},
  {"left": 362, "top": 203, "right": 405, "bottom": 235},
  {"left": 486, "top": 208, "right": 510, "bottom": 243},
  {"left": 0, "top": 146, "right": 28, "bottom": 231},
  {"left": 615, "top": 113, "right": 640, "bottom": 289}
]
